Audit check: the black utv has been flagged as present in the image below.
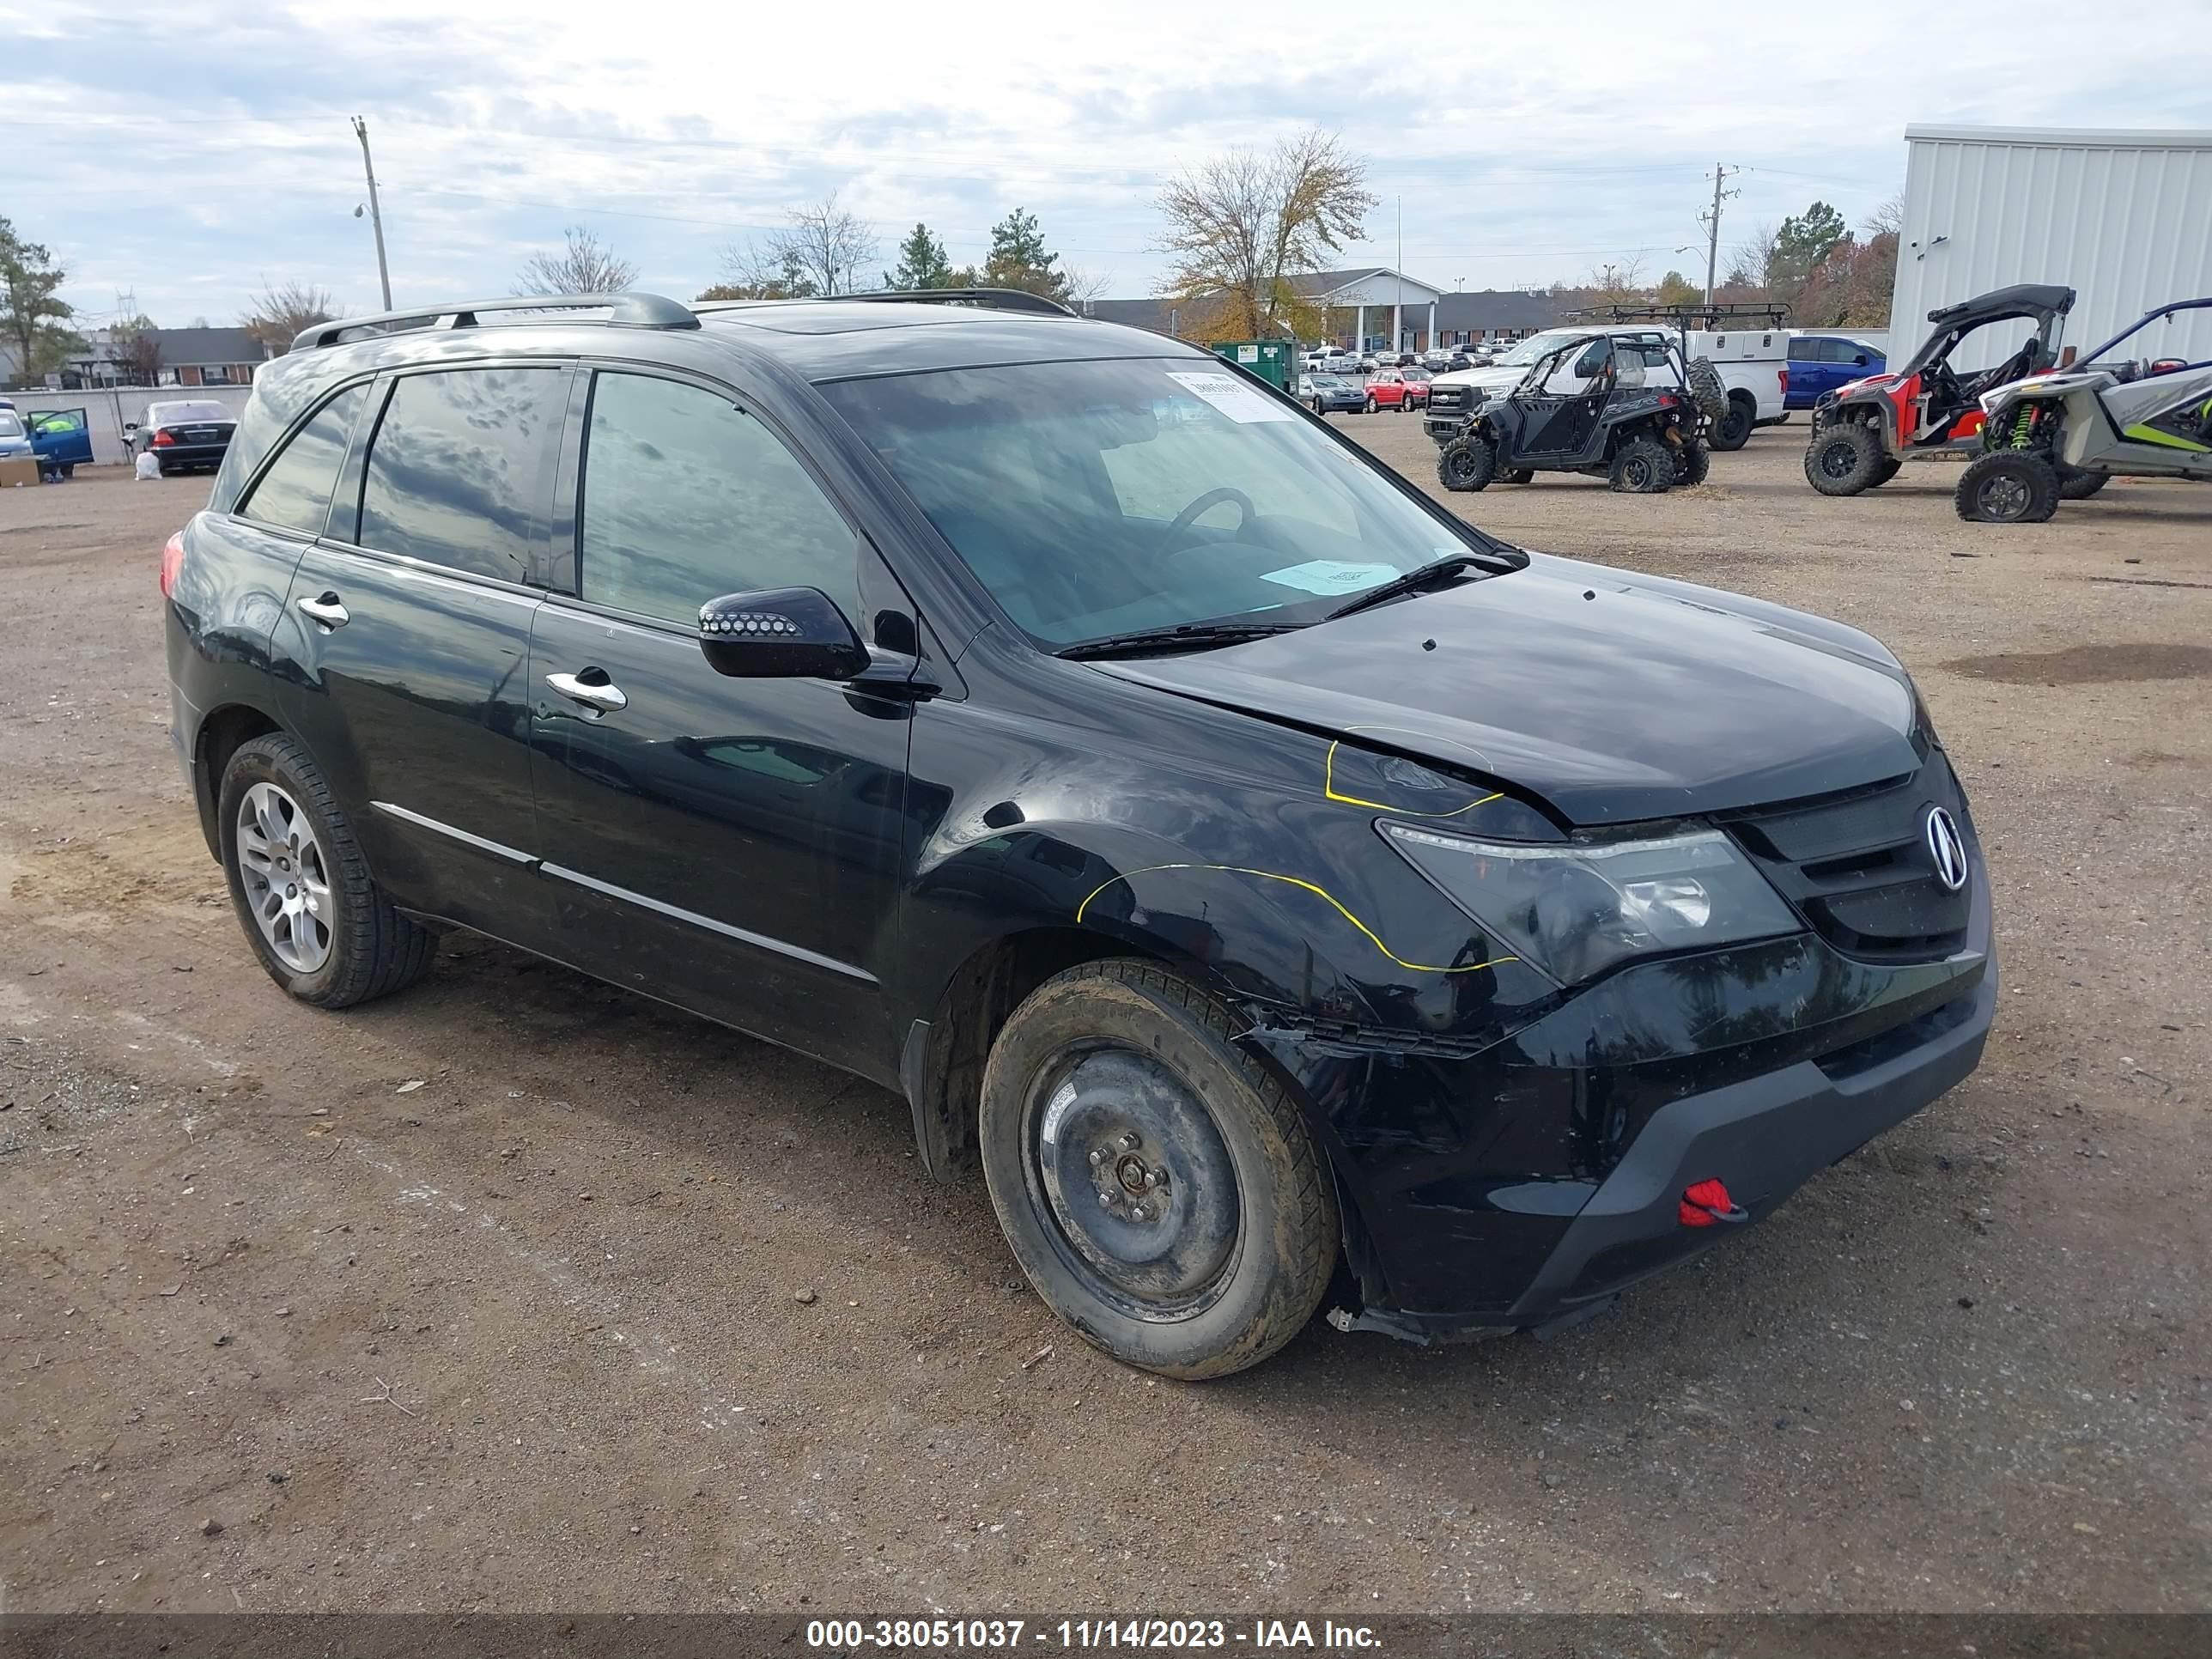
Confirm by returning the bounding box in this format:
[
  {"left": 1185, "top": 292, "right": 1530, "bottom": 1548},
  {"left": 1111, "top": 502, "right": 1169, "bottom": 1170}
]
[{"left": 1436, "top": 331, "right": 1709, "bottom": 495}]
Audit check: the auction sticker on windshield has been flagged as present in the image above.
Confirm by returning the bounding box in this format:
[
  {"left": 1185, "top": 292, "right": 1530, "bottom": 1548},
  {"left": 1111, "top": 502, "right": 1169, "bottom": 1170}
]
[
  {"left": 1261, "top": 560, "right": 1400, "bottom": 595},
  {"left": 1166, "top": 370, "right": 1295, "bottom": 423}
]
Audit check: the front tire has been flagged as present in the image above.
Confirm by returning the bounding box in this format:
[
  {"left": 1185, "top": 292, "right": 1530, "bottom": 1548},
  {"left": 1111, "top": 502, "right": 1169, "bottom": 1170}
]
[
  {"left": 978, "top": 961, "right": 1340, "bottom": 1380},
  {"left": 1437, "top": 431, "right": 1498, "bottom": 492},
  {"left": 1608, "top": 435, "right": 1674, "bottom": 493},
  {"left": 1956, "top": 449, "right": 2060, "bottom": 524},
  {"left": 1805, "top": 421, "right": 1885, "bottom": 495},
  {"left": 1711, "top": 393, "right": 1755, "bottom": 451},
  {"left": 218, "top": 733, "right": 438, "bottom": 1007},
  {"left": 1364, "top": 394, "right": 1378, "bottom": 414}
]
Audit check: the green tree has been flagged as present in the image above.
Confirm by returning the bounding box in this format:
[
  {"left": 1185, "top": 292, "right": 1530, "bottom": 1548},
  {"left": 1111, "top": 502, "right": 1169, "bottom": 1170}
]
[
  {"left": 884, "top": 222, "right": 957, "bottom": 290},
  {"left": 1769, "top": 201, "right": 1849, "bottom": 291},
  {"left": 982, "top": 208, "right": 1068, "bottom": 301},
  {"left": 0, "top": 215, "right": 83, "bottom": 381},
  {"left": 1655, "top": 269, "right": 1700, "bottom": 306}
]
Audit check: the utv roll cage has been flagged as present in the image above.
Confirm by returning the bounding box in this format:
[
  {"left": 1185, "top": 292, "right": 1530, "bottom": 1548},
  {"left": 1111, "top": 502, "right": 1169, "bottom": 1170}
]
[
  {"left": 2074, "top": 296, "right": 2212, "bottom": 373},
  {"left": 1899, "top": 284, "right": 2075, "bottom": 378},
  {"left": 1565, "top": 301, "right": 1793, "bottom": 331}
]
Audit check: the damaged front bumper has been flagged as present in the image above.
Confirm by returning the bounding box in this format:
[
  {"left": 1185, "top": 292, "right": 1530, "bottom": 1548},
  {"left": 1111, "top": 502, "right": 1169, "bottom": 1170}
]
[{"left": 1245, "top": 866, "right": 1996, "bottom": 1344}]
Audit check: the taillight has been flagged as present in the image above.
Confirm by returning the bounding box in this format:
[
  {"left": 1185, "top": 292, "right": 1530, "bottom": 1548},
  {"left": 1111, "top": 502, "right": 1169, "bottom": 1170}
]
[
  {"left": 1778, "top": 368, "right": 1789, "bottom": 394},
  {"left": 160, "top": 531, "right": 185, "bottom": 598},
  {"left": 152, "top": 429, "right": 175, "bottom": 447}
]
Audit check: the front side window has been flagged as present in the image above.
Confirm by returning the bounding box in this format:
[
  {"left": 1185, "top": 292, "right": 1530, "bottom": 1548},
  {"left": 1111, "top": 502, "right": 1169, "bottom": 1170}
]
[
  {"left": 356, "top": 368, "right": 567, "bottom": 583},
  {"left": 577, "top": 372, "right": 861, "bottom": 626},
  {"left": 822, "top": 357, "right": 1500, "bottom": 647},
  {"left": 238, "top": 385, "right": 368, "bottom": 537}
]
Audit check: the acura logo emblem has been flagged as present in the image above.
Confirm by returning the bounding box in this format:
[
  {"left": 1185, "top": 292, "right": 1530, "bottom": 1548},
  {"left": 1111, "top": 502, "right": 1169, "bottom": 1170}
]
[{"left": 1924, "top": 807, "right": 1969, "bottom": 892}]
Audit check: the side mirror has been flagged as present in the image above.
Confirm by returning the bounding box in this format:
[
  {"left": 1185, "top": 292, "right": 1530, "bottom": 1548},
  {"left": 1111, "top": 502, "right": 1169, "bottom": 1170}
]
[
  {"left": 698, "top": 586, "right": 869, "bottom": 681},
  {"left": 1852, "top": 354, "right": 1869, "bottom": 366}
]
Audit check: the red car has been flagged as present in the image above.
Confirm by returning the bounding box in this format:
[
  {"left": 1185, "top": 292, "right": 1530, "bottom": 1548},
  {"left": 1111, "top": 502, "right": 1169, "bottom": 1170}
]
[{"left": 1364, "top": 368, "right": 1431, "bottom": 412}]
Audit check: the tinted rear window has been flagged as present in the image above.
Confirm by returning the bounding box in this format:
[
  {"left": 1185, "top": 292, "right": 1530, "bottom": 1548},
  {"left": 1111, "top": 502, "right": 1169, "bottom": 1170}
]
[
  {"left": 236, "top": 385, "right": 369, "bottom": 538},
  {"left": 151, "top": 401, "right": 233, "bottom": 424},
  {"left": 356, "top": 368, "right": 567, "bottom": 584}
]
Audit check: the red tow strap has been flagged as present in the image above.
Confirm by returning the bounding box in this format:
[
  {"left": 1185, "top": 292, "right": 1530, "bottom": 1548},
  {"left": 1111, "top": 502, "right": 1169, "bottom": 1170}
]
[{"left": 1680, "top": 1178, "right": 1750, "bottom": 1228}]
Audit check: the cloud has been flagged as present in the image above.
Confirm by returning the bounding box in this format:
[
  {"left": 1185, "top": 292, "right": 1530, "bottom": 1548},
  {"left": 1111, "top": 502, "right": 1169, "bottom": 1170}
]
[{"left": 1, "top": 0, "right": 2207, "bottom": 325}]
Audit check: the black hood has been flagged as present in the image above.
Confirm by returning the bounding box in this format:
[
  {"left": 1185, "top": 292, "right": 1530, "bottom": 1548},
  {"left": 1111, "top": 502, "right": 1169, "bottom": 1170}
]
[{"left": 1093, "top": 555, "right": 1921, "bottom": 825}]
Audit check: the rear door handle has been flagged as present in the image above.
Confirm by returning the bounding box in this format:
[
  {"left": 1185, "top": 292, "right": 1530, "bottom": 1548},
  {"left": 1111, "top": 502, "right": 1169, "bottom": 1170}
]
[
  {"left": 296, "top": 592, "right": 349, "bottom": 629},
  {"left": 545, "top": 670, "right": 628, "bottom": 714}
]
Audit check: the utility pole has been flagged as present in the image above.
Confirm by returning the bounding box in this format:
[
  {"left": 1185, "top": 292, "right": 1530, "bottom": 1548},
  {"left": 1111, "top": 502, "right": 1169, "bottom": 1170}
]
[
  {"left": 1698, "top": 163, "right": 1741, "bottom": 304},
  {"left": 352, "top": 115, "right": 393, "bottom": 311}
]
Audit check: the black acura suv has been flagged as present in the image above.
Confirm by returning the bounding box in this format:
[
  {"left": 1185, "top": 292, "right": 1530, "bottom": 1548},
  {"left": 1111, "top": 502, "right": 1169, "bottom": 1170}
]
[{"left": 164, "top": 289, "right": 1993, "bottom": 1378}]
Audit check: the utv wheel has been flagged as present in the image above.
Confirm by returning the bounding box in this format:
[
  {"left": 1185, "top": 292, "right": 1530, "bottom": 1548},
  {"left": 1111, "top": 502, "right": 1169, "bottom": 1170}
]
[
  {"left": 1805, "top": 421, "right": 1884, "bottom": 495},
  {"left": 977, "top": 960, "right": 1340, "bottom": 1380},
  {"left": 1437, "top": 432, "right": 1498, "bottom": 492},
  {"left": 1955, "top": 450, "right": 2060, "bottom": 524},
  {"left": 1674, "top": 439, "right": 1711, "bottom": 488},
  {"left": 2057, "top": 466, "right": 2110, "bottom": 501},
  {"left": 1608, "top": 436, "right": 1674, "bottom": 494},
  {"left": 1686, "top": 357, "right": 1730, "bottom": 424},
  {"left": 1711, "top": 394, "right": 1755, "bottom": 451},
  {"left": 218, "top": 733, "right": 438, "bottom": 1007},
  {"left": 1503, "top": 468, "right": 1534, "bottom": 485}
]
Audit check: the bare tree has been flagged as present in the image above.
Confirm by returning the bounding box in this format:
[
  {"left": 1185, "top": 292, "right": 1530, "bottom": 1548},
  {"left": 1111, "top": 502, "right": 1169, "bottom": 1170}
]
[
  {"left": 720, "top": 194, "right": 878, "bottom": 300},
  {"left": 1583, "top": 256, "right": 1649, "bottom": 306},
  {"left": 111, "top": 313, "right": 162, "bottom": 385},
  {"left": 1154, "top": 129, "right": 1376, "bottom": 339},
  {"left": 1863, "top": 191, "right": 1905, "bottom": 238},
  {"left": 514, "top": 225, "right": 640, "bottom": 296},
  {"left": 1723, "top": 222, "right": 1777, "bottom": 295},
  {"left": 241, "top": 280, "right": 341, "bottom": 356}
]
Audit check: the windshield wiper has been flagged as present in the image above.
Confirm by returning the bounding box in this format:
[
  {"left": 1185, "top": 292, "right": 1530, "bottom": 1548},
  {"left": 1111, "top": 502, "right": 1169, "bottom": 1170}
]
[
  {"left": 1322, "top": 554, "right": 1492, "bottom": 621},
  {"left": 1057, "top": 621, "right": 1304, "bottom": 661}
]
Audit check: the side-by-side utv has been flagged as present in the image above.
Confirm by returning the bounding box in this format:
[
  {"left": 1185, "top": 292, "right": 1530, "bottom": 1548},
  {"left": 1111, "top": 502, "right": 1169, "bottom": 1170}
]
[
  {"left": 1802, "top": 284, "right": 2075, "bottom": 496},
  {"left": 1956, "top": 297, "right": 2212, "bottom": 523}
]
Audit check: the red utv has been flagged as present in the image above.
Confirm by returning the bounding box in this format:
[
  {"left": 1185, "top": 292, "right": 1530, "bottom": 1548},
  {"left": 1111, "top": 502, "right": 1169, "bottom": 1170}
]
[{"left": 1802, "top": 283, "right": 2075, "bottom": 495}]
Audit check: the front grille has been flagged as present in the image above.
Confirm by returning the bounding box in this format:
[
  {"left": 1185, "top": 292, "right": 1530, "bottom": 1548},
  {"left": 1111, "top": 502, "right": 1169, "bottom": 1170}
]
[
  {"left": 1723, "top": 753, "right": 1974, "bottom": 963},
  {"left": 1428, "top": 386, "right": 1471, "bottom": 417}
]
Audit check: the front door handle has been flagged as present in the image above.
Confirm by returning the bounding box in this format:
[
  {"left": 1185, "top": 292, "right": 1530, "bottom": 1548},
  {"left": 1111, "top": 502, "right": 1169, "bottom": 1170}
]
[
  {"left": 545, "top": 670, "right": 628, "bottom": 714},
  {"left": 296, "top": 592, "right": 349, "bottom": 629}
]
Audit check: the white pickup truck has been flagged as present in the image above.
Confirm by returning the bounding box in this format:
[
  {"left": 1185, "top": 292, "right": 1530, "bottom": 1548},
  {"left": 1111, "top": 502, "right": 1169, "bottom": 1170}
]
[{"left": 1423, "top": 324, "right": 1787, "bottom": 451}]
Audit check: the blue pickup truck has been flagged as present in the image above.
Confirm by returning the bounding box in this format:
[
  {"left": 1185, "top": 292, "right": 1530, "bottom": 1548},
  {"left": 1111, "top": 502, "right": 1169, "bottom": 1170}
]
[{"left": 1784, "top": 334, "right": 1887, "bottom": 410}]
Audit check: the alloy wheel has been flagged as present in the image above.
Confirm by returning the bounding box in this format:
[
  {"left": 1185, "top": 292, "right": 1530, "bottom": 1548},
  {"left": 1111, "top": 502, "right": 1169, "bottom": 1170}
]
[
  {"left": 235, "top": 781, "right": 334, "bottom": 973},
  {"left": 1976, "top": 472, "right": 2033, "bottom": 521}
]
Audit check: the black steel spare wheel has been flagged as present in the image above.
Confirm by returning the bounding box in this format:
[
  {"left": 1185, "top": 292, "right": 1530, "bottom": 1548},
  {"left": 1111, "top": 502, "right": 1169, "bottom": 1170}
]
[
  {"left": 1030, "top": 1047, "right": 1239, "bottom": 1310},
  {"left": 978, "top": 960, "right": 1339, "bottom": 1379}
]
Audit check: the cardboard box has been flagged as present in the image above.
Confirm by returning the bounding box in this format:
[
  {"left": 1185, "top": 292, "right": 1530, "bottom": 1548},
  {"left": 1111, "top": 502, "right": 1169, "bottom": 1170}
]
[{"left": 0, "top": 455, "right": 42, "bottom": 489}]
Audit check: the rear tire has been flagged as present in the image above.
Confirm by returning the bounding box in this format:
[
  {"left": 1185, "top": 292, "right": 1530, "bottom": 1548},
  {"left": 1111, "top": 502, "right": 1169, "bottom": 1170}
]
[
  {"left": 1364, "top": 394, "right": 1378, "bottom": 414},
  {"left": 218, "top": 733, "right": 438, "bottom": 1008},
  {"left": 1804, "top": 421, "right": 1885, "bottom": 495},
  {"left": 1711, "top": 393, "right": 1755, "bottom": 451},
  {"left": 1437, "top": 431, "right": 1498, "bottom": 492},
  {"left": 978, "top": 960, "right": 1339, "bottom": 1380},
  {"left": 1503, "top": 468, "right": 1534, "bottom": 485},
  {"left": 1674, "top": 439, "right": 1711, "bottom": 488},
  {"left": 2058, "top": 466, "right": 2110, "bottom": 501},
  {"left": 1608, "top": 435, "right": 1674, "bottom": 494},
  {"left": 1955, "top": 450, "right": 2060, "bottom": 524}
]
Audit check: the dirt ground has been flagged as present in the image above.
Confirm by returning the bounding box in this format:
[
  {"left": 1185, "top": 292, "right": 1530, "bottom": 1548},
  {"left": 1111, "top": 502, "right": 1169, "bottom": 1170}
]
[{"left": 3, "top": 436, "right": 2207, "bottom": 1616}]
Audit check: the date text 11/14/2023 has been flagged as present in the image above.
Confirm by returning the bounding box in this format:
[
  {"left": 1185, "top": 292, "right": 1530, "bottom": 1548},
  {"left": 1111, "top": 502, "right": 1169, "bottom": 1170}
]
[{"left": 805, "top": 1619, "right": 1382, "bottom": 1650}]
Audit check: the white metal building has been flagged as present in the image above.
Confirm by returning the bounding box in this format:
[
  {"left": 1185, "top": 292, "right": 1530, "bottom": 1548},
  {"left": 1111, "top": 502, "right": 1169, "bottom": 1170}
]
[{"left": 1890, "top": 125, "right": 2212, "bottom": 372}]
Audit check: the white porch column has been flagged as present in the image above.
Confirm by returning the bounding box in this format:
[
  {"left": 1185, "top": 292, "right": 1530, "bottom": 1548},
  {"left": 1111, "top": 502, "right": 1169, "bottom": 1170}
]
[
  {"left": 1355, "top": 304, "right": 1365, "bottom": 350},
  {"left": 1427, "top": 301, "right": 1437, "bottom": 349},
  {"left": 1391, "top": 302, "right": 1402, "bottom": 351}
]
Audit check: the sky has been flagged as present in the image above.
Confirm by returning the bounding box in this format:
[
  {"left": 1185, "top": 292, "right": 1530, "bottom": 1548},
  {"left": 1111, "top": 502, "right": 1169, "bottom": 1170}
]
[{"left": 4, "top": 0, "right": 2210, "bottom": 332}]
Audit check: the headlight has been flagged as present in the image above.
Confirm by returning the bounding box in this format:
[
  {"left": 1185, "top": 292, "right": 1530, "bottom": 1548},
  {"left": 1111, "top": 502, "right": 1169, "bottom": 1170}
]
[{"left": 1381, "top": 823, "right": 1801, "bottom": 987}]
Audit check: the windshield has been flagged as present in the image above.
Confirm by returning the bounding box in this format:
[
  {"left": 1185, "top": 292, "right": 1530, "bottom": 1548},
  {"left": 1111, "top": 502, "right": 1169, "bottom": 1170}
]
[
  {"left": 1308, "top": 374, "right": 1348, "bottom": 388},
  {"left": 822, "top": 357, "right": 1504, "bottom": 647},
  {"left": 1486, "top": 332, "right": 1580, "bottom": 367},
  {"left": 150, "top": 401, "right": 231, "bottom": 424}
]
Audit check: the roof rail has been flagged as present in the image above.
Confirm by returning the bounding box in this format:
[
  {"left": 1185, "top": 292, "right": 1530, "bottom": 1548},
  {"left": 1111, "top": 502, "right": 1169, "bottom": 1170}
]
[
  {"left": 294, "top": 291, "right": 700, "bottom": 352},
  {"left": 838, "top": 287, "right": 1079, "bottom": 318}
]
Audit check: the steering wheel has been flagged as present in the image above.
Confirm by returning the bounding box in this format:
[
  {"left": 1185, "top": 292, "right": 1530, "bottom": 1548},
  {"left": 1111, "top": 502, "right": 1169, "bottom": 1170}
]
[{"left": 1164, "top": 486, "right": 1256, "bottom": 549}]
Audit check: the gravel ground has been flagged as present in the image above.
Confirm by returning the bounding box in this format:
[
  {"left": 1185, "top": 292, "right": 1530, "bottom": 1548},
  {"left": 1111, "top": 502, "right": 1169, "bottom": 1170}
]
[{"left": 2, "top": 440, "right": 2207, "bottom": 1615}]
